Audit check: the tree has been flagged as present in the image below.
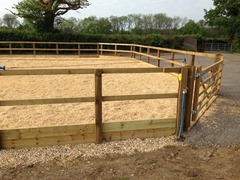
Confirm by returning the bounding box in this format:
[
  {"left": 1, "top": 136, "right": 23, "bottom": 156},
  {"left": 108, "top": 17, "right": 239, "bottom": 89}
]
[
  {"left": 142, "top": 14, "right": 153, "bottom": 34},
  {"left": 95, "top": 18, "right": 111, "bottom": 34},
  {"left": 80, "top": 16, "right": 98, "bottom": 34},
  {"left": 118, "top": 16, "right": 128, "bottom": 33},
  {"left": 3, "top": 13, "right": 20, "bottom": 28},
  {"left": 204, "top": 0, "right": 240, "bottom": 40},
  {"left": 12, "top": 0, "right": 90, "bottom": 32},
  {"left": 172, "top": 16, "right": 182, "bottom": 29},
  {"left": 80, "top": 16, "right": 112, "bottom": 34},
  {"left": 0, "top": 18, "right": 3, "bottom": 27},
  {"left": 57, "top": 17, "right": 78, "bottom": 32},
  {"left": 179, "top": 20, "right": 201, "bottom": 35}
]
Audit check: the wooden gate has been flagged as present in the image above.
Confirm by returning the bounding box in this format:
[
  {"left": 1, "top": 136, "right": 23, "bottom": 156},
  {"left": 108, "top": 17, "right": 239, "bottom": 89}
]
[{"left": 187, "top": 54, "right": 224, "bottom": 129}]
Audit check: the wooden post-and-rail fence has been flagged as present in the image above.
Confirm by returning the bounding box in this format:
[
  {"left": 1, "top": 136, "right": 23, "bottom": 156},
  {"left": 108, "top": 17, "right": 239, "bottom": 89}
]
[
  {"left": 0, "top": 41, "right": 224, "bottom": 149},
  {"left": 0, "top": 67, "right": 184, "bottom": 149}
]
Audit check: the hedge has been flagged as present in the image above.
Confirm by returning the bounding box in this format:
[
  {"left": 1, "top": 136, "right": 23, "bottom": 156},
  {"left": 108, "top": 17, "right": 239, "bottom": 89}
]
[
  {"left": 0, "top": 29, "right": 186, "bottom": 49},
  {"left": 1, "top": 29, "right": 238, "bottom": 52}
]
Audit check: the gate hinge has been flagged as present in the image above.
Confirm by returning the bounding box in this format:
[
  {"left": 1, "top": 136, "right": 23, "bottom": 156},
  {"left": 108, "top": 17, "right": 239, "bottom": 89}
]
[
  {"left": 192, "top": 110, "right": 197, "bottom": 115},
  {"left": 195, "top": 72, "right": 201, "bottom": 79}
]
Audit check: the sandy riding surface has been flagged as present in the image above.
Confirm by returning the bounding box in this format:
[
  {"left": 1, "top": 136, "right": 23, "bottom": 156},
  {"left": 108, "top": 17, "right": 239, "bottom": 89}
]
[{"left": 0, "top": 56, "right": 178, "bottom": 129}]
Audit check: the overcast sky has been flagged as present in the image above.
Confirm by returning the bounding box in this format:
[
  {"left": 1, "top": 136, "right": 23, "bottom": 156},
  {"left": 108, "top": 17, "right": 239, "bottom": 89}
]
[{"left": 0, "top": 0, "right": 214, "bottom": 21}]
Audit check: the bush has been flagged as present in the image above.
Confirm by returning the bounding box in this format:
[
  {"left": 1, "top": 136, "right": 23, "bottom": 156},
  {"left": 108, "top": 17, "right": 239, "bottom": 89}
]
[{"left": 232, "top": 40, "right": 240, "bottom": 53}]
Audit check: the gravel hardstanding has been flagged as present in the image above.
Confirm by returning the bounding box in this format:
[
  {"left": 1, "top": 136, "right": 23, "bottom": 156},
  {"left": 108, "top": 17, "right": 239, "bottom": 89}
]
[{"left": 0, "top": 136, "right": 181, "bottom": 169}]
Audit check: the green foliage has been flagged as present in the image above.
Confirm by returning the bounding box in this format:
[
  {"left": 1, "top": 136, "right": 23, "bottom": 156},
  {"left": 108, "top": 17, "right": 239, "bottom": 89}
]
[
  {"left": 57, "top": 17, "right": 79, "bottom": 33},
  {"left": 13, "top": 0, "right": 50, "bottom": 32},
  {"left": 79, "top": 16, "right": 112, "bottom": 34},
  {"left": 2, "top": 29, "right": 237, "bottom": 52},
  {"left": 205, "top": 38, "right": 228, "bottom": 43},
  {"left": 12, "top": 0, "right": 90, "bottom": 32},
  {"left": 204, "top": 0, "right": 240, "bottom": 40},
  {"left": 178, "top": 20, "right": 206, "bottom": 35},
  {"left": 131, "top": 27, "right": 143, "bottom": 35},
  {"left": 0, "top": 29, "right": 185, "bottom": 49},
  {"left": 232, "top": 35, "right": 240, "bottom": 52}
]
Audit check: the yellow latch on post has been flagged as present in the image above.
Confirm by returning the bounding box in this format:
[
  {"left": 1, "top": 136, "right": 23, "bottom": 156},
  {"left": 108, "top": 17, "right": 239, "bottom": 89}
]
[{"left": 178, "top": 73, "right": 182, "bottom": 81}]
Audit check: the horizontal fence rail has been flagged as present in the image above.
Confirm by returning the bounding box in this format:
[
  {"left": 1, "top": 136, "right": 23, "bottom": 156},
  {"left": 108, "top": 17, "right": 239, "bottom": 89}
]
[
  {"left": 0, "top": 41, "right": 99, "bottom": 56},
  {"left": 0, "top": 93, "right": 178, "bottom": 107},
  {"left": 0, "top": 67, "right": 181, "bottom": 76}
]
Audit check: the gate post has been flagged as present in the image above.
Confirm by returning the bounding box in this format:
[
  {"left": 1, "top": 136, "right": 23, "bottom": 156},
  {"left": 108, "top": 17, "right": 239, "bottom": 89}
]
[
  {"left": 214, "top": 54, "right": 224, "bottom": 95},
  {"left": 191, "top": 66, "right": 202, "bottom": 123},
  {"left": 176, "top": 67, "right": 188, "bottom": 135},
  {"left": 183, "top": 65, "right": 195, "bottom": 131}
]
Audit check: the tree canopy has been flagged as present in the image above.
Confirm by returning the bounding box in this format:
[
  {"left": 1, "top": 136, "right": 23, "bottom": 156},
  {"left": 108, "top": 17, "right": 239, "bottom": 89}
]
[
  {"left": 12, "top": 0, "right": 90, "bottom": 32},
  {"left": 178, "top": 20, "right": 206, "bottom": 35},
  {"left": 204, "top": 0, "right": 240, "bottom": 40},
  {"left": 55, "top": 13, "right": 190, "bottom": 35},
  {"left": 3, "top": 13, "right": 20, "bottom": 28}
]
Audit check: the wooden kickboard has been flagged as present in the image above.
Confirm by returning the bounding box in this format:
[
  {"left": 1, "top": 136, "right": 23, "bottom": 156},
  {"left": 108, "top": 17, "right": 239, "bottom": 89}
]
[
  {"left": 0, "top": 124, "right": 96, "bottom": 149},
  {"left": 0, "top": 118, "right": 176, "bottom": 149},
  {"left": 103, "top": 128, "right": 175, "bottom": 141},
  {"left": 102, "top": 118, "right": 176, "bottom": 141}
]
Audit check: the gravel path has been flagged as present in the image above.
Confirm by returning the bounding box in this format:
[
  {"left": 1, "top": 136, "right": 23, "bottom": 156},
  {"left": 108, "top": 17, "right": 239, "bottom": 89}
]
[{"left": 0, "top": 136, "right": 181, "bottom": 168}]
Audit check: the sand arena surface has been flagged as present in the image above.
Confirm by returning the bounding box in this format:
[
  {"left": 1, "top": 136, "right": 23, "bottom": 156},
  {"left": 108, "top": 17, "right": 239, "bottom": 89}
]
[{"left": 0, "top": 56, "right": 178, "bottom": 129}]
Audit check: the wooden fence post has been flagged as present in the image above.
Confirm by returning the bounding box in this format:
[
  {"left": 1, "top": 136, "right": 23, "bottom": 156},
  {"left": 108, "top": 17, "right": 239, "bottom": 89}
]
[
  {"left": 191, "top": 66, "right": 202, "bottom": 122},
  {"left": 97, "top": 43, "right": 100, "bottom": 56},
  {"left": 133, "top": 45, "right": 136, "bottom": 58},
  {"left": 183, "top": 65, "right": 195, "bottom": 131},
  {"left": 147, "top": 48, "right": 150, "bottom": 63},
  {"left": 9, "top": 43, "right": 12, "bottom": 55},
  {"left": 33, "top": 42, "right": 36, "bottom": 55},
  {"left": 139, "top": 46, "right": 142, "bottom": 60},
  {"left": 100, "top": 44, "right": 103, "bottom": 56},
  {"left": 171, "top": 52, "right": 175, "bottom": 67},
  {"left": 176, "top": 67, "right": 188, "bottom": 135},
  {"left": 130, "top": 46, "right": 133, "bottom": 57},
  {"left": 115, "top": 45, "right": 117, "bottom": 56},
  {"left": 78, "top": 44, "right": 81, "bottom": 56},
  {"left": 157, "top": 50, "right": 161, "bottom": 67},
  {"left": 95, "top": 69, "right": 103, "bottom": 144},
  {"left": 190, "top": 55, "right": 195, "bottom": 66},
  {"left": 56, "top": 42, "right": 59, "bottom": 55}
]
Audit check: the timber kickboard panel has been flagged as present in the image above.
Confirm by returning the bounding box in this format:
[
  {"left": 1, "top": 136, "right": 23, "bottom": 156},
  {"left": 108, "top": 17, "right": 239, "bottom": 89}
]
[
  {"left": 102, "top": 118, "right": 176, "bottom": 141},
  {"left": 0, "top": 124, "right": 96, "bottom": 149}
]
